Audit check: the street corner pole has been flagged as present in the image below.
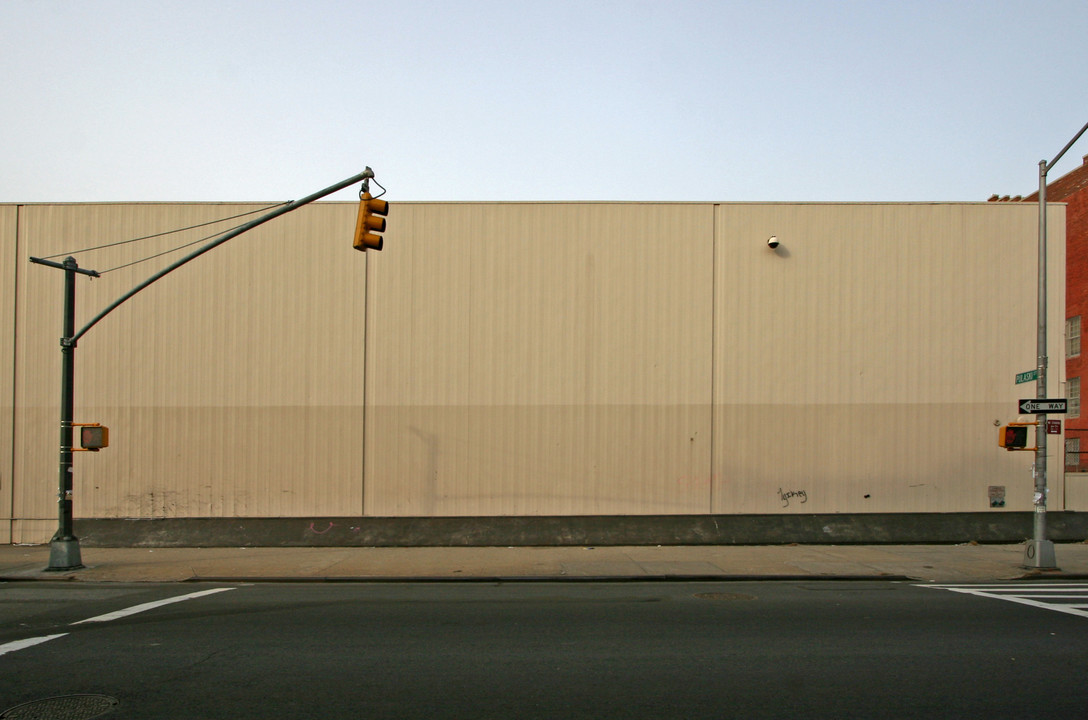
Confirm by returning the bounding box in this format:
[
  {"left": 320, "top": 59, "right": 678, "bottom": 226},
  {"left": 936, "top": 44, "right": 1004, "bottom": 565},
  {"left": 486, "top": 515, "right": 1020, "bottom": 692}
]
[
  {"left": 1024, "top": 158, "right": 1057, "bottom": 569},
  {"left": 1024, "top": 160, "right": 1055, "bottom": 568},
  {"left": 48, "top": 256, "right": 84, "bottom": 570},
  {"left": 1023, "top": 120, "right": 1088, "bottom": 569}
]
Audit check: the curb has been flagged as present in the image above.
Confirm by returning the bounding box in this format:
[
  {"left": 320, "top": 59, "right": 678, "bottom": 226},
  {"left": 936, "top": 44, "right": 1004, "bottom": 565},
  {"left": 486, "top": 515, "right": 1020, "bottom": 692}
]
[{"left": 184, "top": 574, "right": 919, "bottom": 584}]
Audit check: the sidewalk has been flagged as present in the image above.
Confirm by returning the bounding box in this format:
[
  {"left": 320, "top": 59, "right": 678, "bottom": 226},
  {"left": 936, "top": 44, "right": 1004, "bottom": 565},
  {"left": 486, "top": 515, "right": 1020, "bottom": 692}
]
[{"left": 3, "top": 542, "right": 1088, "bottom": 583}]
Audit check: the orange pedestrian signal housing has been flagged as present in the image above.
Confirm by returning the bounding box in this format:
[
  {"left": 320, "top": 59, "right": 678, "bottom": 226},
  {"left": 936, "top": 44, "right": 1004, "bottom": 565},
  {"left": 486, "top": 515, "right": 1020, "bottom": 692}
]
[
  {"left": 353, "top": 192, "right": 389, "bottom": 252},
  {"left": 78, "top": 423, "right": 109, "bottom": 451},
  {"left": 998, "top": 424, "right": 1031, "bottom": 450}
]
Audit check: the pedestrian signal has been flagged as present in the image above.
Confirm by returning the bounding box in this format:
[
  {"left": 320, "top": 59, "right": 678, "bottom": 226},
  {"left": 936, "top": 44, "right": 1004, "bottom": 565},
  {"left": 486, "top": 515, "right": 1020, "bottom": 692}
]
[
  {"left": 998, "top": 424, "right": 1029, "bottom": 450},
  {"left": 79, "top": 424, "right": 109, "bottom": 451}
]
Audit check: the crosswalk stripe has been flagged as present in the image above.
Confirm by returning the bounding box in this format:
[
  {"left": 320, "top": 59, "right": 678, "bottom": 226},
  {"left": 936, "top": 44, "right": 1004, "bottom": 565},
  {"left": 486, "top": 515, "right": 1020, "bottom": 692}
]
[
  {"left": 921, "top": 583, "right": 1088, "bottom": 619},
  {"left": 0, "top": 634, "right": 68, "bottom": 657},
  {"left": 72, "top": 587, "right": 235, "bottom": 625},
  {"left": 1, "top": 587, "right": 238, "bottom": 660}
]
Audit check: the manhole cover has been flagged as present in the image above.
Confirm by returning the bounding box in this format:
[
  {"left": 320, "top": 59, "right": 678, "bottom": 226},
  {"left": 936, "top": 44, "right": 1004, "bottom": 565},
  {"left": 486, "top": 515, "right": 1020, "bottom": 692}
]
[
  {"left": 693, "top": 592, "right": 756, "bottom": 601},
  {"left": 1, "top": 694, "right": 118, "bottom": 720}
]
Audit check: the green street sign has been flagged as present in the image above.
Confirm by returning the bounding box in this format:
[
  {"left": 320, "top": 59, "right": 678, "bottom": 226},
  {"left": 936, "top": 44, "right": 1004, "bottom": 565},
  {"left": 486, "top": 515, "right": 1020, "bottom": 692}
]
[{"left": 1016, "top": 370, "right": 1039, "bottom": 384}]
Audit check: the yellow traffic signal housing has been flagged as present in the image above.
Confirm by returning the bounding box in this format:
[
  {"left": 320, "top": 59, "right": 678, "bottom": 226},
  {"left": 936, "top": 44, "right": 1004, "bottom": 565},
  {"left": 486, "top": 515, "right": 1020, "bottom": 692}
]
[
  {"left": 353, "top": 192, "right": 389, "bottom": 252},
  {"left": 78, "top": 424, "right": 109, "bottom": 452},
  {"left": 998, "top": 424, "right": 1031, "bottom": 450}
]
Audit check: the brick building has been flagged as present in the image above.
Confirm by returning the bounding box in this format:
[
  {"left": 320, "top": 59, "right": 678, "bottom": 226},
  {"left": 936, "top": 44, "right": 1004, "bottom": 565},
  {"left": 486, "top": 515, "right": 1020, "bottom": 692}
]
[{"left": 994, "top": 156, "right": 1088, "bottom": 471}]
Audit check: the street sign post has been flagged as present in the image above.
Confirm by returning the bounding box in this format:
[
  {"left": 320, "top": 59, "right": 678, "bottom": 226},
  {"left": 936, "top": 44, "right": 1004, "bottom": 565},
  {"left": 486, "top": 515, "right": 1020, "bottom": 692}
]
[{"left": 1018, "top": 399, "right": 1068, "bottom": 414}]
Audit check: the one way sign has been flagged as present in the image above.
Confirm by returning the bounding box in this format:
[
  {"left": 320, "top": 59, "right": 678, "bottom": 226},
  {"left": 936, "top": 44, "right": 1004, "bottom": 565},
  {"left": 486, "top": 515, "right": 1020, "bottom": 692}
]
[{"left": 1019, "top": 398, "right": 1068, "bottom": 414}]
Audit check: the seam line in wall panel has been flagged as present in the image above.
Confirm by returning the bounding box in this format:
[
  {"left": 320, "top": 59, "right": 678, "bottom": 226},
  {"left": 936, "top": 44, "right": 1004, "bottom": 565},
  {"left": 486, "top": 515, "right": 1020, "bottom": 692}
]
[
  {"left": 360, "top": 245, "right": 368, "bottom": 516},
  {"left": 8, "top": 206, "right": 22, "bottom": 541},
  {"left": 709, "top": 204, "right": 717, "bottom": 514}
]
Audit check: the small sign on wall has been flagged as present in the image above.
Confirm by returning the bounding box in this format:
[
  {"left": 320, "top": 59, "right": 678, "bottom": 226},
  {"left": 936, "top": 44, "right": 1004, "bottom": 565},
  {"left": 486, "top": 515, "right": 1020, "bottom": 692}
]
[
  {"left": 1047, "top": 420, "right": 1062, "bottom": 435},
  {"left": 988, "top": 486, "right": 1006, "bottom": 508}
]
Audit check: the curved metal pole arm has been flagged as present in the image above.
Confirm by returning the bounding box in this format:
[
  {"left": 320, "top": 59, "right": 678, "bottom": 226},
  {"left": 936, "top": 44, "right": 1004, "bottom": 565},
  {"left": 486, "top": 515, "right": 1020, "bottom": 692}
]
[
  {"left": 72, "top": 169, "right": 372, "bottom": 343},
  {"left": 1045, "top": 119, "right": 1088, "bottom": 172}
]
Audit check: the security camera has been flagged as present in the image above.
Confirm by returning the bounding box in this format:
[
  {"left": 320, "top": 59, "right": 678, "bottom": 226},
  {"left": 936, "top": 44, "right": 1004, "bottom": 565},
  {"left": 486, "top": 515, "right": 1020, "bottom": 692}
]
[{"left": 767, "top": 235, "right": 779, "bottom": 249}]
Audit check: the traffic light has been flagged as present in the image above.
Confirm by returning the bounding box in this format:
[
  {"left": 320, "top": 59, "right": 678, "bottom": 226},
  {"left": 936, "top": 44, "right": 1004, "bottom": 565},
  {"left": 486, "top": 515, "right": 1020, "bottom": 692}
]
[
  {"left": 353, "top": 192, "right": 389, "bottom": 252},
  {"left": 999, "top": 424, "right": 1029, "bottom": 450},
  {"left": 79, "top": 424, "right": 109, "bottom": 452}
]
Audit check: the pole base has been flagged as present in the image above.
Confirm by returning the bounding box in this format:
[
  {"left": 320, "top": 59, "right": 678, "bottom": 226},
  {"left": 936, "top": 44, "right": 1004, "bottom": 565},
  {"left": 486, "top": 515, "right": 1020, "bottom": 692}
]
[
  {"left": 45, "top": 538, "right": 84, "bottom": 571},
  {"left": 1022, "top": 539, "right": 1058, "bottom": 570}
]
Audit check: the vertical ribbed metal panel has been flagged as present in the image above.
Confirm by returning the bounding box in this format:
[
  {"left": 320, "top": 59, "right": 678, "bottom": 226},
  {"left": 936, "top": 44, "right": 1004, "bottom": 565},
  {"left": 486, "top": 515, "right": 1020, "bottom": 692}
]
[
  {"left": 364, "top": 203, "right": 715, "bottom": 516},
  {"left": 0, "top": 206, "right": 16, "bottom": 542},
  {"left": 13, "top": 203, "right": 365, "bottom": 539},
  {"left": 712, "top": 203, "right": 1065, "bottom": 514},
  {"left": 2, "top": 200, "right": 1070, "bottom": 540}
]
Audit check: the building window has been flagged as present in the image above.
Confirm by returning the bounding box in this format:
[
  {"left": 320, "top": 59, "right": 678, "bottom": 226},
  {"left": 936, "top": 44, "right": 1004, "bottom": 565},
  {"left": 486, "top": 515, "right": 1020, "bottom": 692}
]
[
  {"left": 1068, "top": 316, "right": 1081, "bottom": 358},
  {"left": 1070, "top": 377, "right": 1081, "bottom": 419},
  {"left": 1067, "top": 437, "right": 1081, "bottom": 472}
]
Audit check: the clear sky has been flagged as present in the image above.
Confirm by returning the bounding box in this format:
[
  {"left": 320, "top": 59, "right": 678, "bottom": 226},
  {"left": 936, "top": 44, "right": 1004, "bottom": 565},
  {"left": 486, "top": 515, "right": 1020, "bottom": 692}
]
[{"left": 2, "top": 0, "right": 1086, "bottom": 203}]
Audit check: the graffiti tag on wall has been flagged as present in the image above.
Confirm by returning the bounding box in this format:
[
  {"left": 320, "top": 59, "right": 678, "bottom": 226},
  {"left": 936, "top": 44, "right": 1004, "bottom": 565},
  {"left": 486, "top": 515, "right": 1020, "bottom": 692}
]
[{"left": 778, "top": 488, "right": 808, "bottom": 508}]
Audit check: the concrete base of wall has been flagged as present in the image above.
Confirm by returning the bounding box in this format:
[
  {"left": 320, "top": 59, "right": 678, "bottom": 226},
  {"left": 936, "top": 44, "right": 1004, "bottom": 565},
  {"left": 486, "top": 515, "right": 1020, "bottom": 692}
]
[{"left": 71, "top": 513, "right": 1088, "bottom": 548}]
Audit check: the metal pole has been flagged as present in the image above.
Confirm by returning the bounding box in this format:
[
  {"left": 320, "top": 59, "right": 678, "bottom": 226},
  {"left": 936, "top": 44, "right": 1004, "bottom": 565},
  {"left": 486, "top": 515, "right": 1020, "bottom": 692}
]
[
  {"left": 48, "top": 257, "right": 84, "bottom": 570},
  {"left": 1026, "top": 161, "right": 1056, "bottom": 568},
  {"left": 1023, "top": 119, "right": 1088, "bottom": 569}
]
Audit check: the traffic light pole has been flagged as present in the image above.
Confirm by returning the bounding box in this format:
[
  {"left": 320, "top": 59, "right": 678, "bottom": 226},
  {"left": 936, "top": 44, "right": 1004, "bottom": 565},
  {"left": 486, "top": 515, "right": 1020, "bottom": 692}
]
[
  {"left": 1029, "top": 156, "right": 1056, "bottom": 569},
  {"left": 29, "top": 168, "right": 375, "bottom": 570},
  {"left": 1026, "top": 120, "right": 1088, "bottom": 569},
  {"left": 27, "top": 256, "right": 100, "bottom": 570}
]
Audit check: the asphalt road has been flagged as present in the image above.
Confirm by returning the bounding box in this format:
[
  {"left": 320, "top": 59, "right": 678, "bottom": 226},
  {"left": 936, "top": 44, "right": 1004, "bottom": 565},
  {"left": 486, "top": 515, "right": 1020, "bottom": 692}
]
[{"left": 2, "top": 580, "right": 1087, "bottom": 719}]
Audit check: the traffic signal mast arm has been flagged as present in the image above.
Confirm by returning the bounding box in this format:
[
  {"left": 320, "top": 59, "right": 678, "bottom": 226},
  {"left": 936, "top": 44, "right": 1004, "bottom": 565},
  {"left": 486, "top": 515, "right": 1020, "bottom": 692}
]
[{"left": 68, "top": 169, "right": 376, "bottom": 345}]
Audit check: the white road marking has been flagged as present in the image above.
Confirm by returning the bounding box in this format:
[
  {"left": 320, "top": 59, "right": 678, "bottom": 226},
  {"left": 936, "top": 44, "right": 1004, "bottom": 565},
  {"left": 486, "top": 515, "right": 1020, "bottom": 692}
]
[
  {"left": 71, "top": 587, "right": 235, "bottom": 624},
  {"left": 922, "top": 583, "right": 1088, "bottom": 619},
  {"left": 0, "top": 634, "right": 68, "bottom": 657},
  {"left": 0, "top": 587, "right": 236, "bottom": 659}
]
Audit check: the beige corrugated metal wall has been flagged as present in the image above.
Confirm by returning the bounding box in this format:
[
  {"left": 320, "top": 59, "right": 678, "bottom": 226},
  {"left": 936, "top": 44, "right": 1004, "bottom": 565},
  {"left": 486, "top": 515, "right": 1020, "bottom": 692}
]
[
  {"left": 11, "top": 203, "right": 366, "bottom": 542},
  {"left": 364, "top": 203, "right": 715, "bottom": 515},
  {"left": 0, "top": 201, "right": 1068, "bottom": 543},
  {"left": 712, "top": 203, "right": 1064, "bottom": 514}
]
